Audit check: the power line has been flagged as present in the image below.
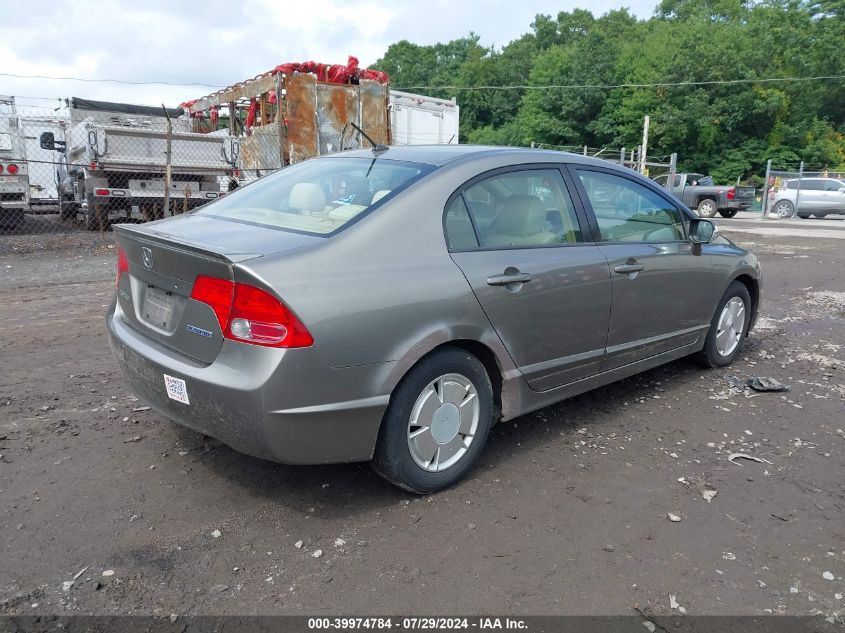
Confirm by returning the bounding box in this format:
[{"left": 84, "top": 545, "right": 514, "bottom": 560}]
[
  {"left": 394, "top": 75, "right": 845, "bottom": 91},
  {"left": 4, "top": 71, "right": 844, "bottom": 92},
  {"left": 0, "top": 72, "right": 223, "bottom": 88}
]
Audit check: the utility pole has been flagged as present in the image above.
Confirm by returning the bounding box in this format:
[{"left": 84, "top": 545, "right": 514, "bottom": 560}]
[
  {"left": 762, "top": 159, "right": 772, "bottom": 218},
  {"left": 639, "top": 115, "right": 650, "bottom": 175},
  {"left": 161, "top": 104, "right": 172, "bottom": 218}
]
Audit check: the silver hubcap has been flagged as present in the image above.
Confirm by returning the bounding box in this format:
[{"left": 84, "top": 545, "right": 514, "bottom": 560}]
[
  {"left": 407, "top": 373, "right": 479, "bottom": 472},
  {"left": 775, "top": 202, "right": 792, "bottom": 217},
  {"left": 716, "top": 297, "right": 745, "bottom": 357}
]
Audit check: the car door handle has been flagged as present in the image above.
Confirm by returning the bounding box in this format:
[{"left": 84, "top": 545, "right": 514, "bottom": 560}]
[
  {"left": 486, "top": 272, "right": 533, "bottom": 286},
  {"left": 613, "top": 263, "right": 645, "bottom": 274}
]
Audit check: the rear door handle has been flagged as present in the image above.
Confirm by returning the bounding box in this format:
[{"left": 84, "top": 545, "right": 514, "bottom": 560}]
[
  {"left": 613, "top": 263, "right": 645, "bottom": 274},
  {"left": 486, "top": 272, "right": 533, "bottom": 286}
]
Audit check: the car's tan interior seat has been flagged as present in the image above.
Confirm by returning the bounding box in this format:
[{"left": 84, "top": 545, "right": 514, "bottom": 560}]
[
  {"left": 371, "top": 190, "right": 391, "bottom": 204},
  {"left": 484, "top": 195, "right": 557, "bottom": 247},
  {"left": 289, "top": 183, "right": 326, "bottom": 213}
]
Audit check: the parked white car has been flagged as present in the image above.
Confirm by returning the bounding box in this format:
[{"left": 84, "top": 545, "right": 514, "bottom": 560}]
[{"left": 769, "top": 177, "right": 845, "bottom": 218}]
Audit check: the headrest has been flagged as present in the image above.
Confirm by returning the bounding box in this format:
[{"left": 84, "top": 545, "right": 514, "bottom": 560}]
[
  {"left": 289, "top": 183, "right": 326, "bottom": 213},
  {"left": 491, "top": 195, "right": 546, "bottom": 236}
]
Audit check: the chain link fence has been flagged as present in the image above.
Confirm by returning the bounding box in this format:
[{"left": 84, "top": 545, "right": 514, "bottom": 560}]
[
  {"left": 0, "top": 99, "right": 239, "bottom": 239},
  {"left": 1, "top": 81, "right": 394, "bottom": 241},
  {"left": 761, "top": 161, "right": 845, "bottom": 219},
  {"left": 530, "top": 142, "right": 679, "bottom": 180}
]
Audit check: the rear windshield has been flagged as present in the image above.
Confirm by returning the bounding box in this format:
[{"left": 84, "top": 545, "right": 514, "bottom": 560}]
[{"left": 198, "top": 157, "right": 433, "bottom": 235}]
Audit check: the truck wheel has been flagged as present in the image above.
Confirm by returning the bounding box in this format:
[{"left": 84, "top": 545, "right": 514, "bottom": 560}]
[
  {"left": 697, "top": 198, "right": 718, "bottom": 218},
  {"left": 59, "top": 197, "right": 78, "bottom": 221},
  {"left": 718, "top": 209, "right": 738, "bottom": 218},
  {"left": 85, "top": 197, "right": 107, "bottom": 231},
  {"left": 774, "top": 200, "right": 794, "bottom": 218},
  {"left": 0, "top": 209, "right": 25, "bottom": 230}
]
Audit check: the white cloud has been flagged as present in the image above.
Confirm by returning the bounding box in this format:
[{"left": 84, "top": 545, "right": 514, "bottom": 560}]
[{"left": 0, "top": 0, "right": 657, "bottom": 108}]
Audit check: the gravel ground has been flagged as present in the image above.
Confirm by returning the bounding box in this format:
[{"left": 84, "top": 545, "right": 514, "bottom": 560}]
[{"left": 0, "top": 220, "right": 842, "bottom": 618}]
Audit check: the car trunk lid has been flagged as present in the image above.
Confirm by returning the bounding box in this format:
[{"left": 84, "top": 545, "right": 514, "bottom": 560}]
[{"left": 113, "top": 215, "right": 320, "bottom": 363}]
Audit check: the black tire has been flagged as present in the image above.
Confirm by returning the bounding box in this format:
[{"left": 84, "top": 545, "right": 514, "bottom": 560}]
[
  {"left": 718, "top": 209, "right": 738, "bottom": 218},
  {"left": 774, "top": 200, "right": 795, "bottom": 218},
  {"left": 84, "top": 197, "right": 107, "bottom": 231},
  {"left": 697, "top": 198, "right": 718, "bottom": 218},
  {"left": 371, "top": 347, "right": 494, "bottom": 494},
  {"left": 0, "top": 208, "right": 25, "bottom": 230},
  {"left": 59, "top": 197, "right": 77, "bottom": 221},
  {"left": 696, "top": 281, "right": 752, "bottom": 368}
]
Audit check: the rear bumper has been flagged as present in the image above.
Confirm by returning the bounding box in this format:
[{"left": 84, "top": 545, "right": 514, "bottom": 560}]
[
  {"left": 90, "top": 191, "right": 221, "bottom": 213},
  {"left": 106, "top": 300, "right": 390, "bottom": 465},
  {"left": 721, "top": 200, "right": 751, "bottom": 210}
]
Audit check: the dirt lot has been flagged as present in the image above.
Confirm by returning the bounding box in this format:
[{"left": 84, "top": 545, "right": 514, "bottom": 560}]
[{"left": 0, "top": 217, "right": 843, "bottom": 618}]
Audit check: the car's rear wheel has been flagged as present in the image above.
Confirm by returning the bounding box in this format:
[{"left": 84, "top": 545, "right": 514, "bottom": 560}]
[
  {"left": 697, "top": 198, "right": 718, "bottom": 218},
  {"left": 696, "top": 281, "right": 751, "bottom": 368},
  {"left": 371, "top": 347, "right": 494, "bottom": 494},
  {"left": 718, "top": 209, "right": 738, "bottom": 218}
]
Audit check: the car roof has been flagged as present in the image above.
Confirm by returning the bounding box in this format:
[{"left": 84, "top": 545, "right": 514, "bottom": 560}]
[{"left": 326, "top": 144, "right": 626, "bottom": 170}]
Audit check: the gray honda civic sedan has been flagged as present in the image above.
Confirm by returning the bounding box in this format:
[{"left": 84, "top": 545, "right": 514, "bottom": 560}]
[{"left": 107, "top": 145, "right": 761, "bottom": 493}]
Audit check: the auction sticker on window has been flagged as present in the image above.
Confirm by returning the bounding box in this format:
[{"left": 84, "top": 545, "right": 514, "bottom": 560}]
[{"left": 163, "top": 374, "right": 190, "bottom": 404}]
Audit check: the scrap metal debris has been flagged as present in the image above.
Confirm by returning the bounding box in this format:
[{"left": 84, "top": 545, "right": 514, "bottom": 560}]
[
  {"left": 747, "top": 377, "right": 790, "bottom": 392},
  {"left": 728, "top": 453, "right": 774, "bottom": 466},
  {"left": 702, "top": 490, "right": 718, "bottom": 503}
]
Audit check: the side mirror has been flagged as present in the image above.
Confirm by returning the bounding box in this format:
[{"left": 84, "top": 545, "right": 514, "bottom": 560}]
[
  {"left": 39, "top": 131, "right": 56, "bottom": 150},
  {"left": 689, "top": 218, "right": 715, "bottom": 244},
  {"left": 838, "top": 187, "right": 845, "bottom": 193}
]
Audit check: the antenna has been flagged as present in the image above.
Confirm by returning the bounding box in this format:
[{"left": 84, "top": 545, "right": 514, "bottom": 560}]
[{"left": 350, "top": 122, "right": 388, "bottom": 153}]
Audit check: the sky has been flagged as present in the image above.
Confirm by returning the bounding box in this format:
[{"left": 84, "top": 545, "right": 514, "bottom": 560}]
[{"left": 0, "top": 0, "right": 657, "bottom": 111}]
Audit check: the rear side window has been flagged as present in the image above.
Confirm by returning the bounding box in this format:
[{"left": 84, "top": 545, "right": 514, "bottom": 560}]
[
  {"left": 789, "top": 179, "right": 822, "bottom": 191},
  {"left": 198, "top": 157, "right": 432, "bottom": 235},
  {"left": 577, "top": 170, "right": 685, "bottom": 242},
  {"left": 446, "top": 169, "right": 583, "bottom": 250},
  {"left": 444, "top": 197, "right": 479, "bottom": 250}
]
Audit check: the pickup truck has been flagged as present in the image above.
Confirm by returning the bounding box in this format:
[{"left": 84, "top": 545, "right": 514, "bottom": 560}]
[{"left": 653, "top": 173, "right": 754, "bottom": 218}]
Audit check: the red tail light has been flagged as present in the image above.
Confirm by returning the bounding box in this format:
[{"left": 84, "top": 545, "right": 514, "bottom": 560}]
[
  {"left": 190, "top": 275, "right": 313, "bottom": 348},
  {"left": 95, "top": 188, "right": 110, "bottom": 196},
  {"left": 726, "top": 188, "right": 736, "bottom": 200},
  {"left": 6, "top": 163, "right": 18, "bottom": 175},
  {"left": 190, "top": 276, "right": 234, "bottom": 332},
  {"left": 0, "top": 165, "right": 4, "bottom": 174},
  {"left": 116, "top": 246, "right": 129, "bottom": 287}
]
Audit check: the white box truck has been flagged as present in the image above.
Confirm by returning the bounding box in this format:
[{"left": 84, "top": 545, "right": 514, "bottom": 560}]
[{"left": 389, "top": 90, "right": 459, "bottom": 146}]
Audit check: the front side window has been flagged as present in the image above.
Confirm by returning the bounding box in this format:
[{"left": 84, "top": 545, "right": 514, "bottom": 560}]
[
  {"left": 198, "top": 157, "right": 433, "bottom": 235},
  {"left": 446, "top": 169, "right": 583, "bottom": 249},
  {"left": 825, "top": 180, "right": 845, "bottom": 192},
  {"left": 577, "top": 170, "right": 685, "bottom": 242}
]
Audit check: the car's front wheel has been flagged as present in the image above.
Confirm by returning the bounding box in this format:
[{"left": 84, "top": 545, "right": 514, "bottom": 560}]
[
  {"left": 372, "top": 347, "right": 494, "bottom": 494},
  {"left": 697, "top": 281, "right": 751, "bottom": 368},
  {"left": 774, "top": 200, "right": 795, "bottom": 218}
]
